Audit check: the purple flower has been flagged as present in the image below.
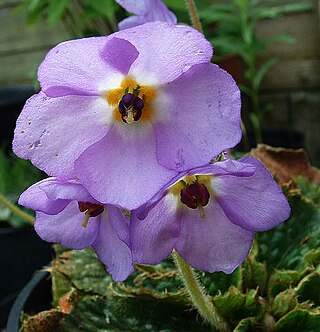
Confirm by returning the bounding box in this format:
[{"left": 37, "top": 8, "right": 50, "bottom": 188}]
[
  {"left": 115, "top": 0, "right": 177, "bottom": 30},
  {"left": 13, "top": 22, "right": 241, "bottom": 210},
  {"left": 19, "top": 178, "right": 133, "bottom": 281},
  {"left": 130, "top": 157, "right": 290, "bottom": 273}
]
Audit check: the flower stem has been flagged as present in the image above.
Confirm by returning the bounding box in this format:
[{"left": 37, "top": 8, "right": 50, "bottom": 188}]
[
  {"left": 241, "top": 119, "right": 251, "bottom": 151},
  {"left": 0, "top": 194, "right": 34, "bottom": 225},
  {"left": 172, "top": 251, "right": 230, "bottom": 331},
  {"left": 184, "top": 0, "right": 203, "bottom": 33}
]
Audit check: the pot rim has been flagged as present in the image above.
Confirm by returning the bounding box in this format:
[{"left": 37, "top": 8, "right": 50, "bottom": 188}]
[{"left": 7, "top": 271, "right": 50, "bottom": 332}]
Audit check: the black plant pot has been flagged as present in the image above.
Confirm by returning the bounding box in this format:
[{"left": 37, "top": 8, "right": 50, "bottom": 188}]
[
  {"left": 0, "top": 86, "right": 34, "bottom": 149},
  {"left": 7, "top": 271, "right": 51, "bottom": 332},
  {"left": 0, "top": 223, "right": 52, "bottom": 328},
  {"left": 261, "top": 128, "right": 304, "bottom": 149},
  {"left": 237, "top": 128, "right": 305, "bottom": 152}
]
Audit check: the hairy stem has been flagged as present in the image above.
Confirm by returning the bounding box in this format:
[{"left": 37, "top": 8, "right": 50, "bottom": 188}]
[
  {"left": 184, "top": 0, "right": 203, "bottom": 33},
  {"left": 0, "top": 194, "right": 34, "bottom": 225},
  {"left": 173, "top": 251, "right": 230, "bottom": 331}
]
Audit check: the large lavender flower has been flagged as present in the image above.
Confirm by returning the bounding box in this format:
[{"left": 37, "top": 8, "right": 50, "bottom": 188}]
[
  {"left": 19, "top": 178, "right": 133, "bottom": 281},
  {"left": 131, "top": 157, "right": 290, "bottom": 273},
  {"left": 13, "top": 22, "right": 241, "bottom": 210},
  {"left": 115, "top": 0, "right": 177, "bottom": 30}
]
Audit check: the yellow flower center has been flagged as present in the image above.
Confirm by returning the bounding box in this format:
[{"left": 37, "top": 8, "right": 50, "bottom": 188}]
[
  {"left": 169, "top": 175, "right": 212, "bottom": 196},
  {"left": 106, "top": 77, "right": 157, "bottom": 123}
]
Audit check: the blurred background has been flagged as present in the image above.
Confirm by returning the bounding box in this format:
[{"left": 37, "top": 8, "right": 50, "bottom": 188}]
[
  {"left": 0, "top": 0, "right": 319, "bottom": 163},
  {"left": 0, "top": 0, "right": 319, "bottom": 328}
]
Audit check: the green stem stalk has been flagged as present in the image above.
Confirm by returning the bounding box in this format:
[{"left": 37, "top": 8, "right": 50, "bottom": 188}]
[
  {"left": 0, "top": 194, "right": 34, "bottom": 225},
  {"left": 241, "top": 119, "right": 251, "bottom": 151},
  {"left": 251, "top": 91, "right": 263, "bottom": 144},
  {"left": 173, "top": 251, "right": 230, "bottom": 331},
  {"left": 184, "top": 0, "right": 203, "bottom": 33}
]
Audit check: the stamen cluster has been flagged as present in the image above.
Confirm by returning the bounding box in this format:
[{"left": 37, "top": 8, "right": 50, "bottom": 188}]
[
  {"left": 78, "top": 202, "right": 104, "bottom": 217},
  {"left": 180, "top": 183, "right": 210, "bottom": 210},
  {"left": 118, "top": 93, "right": 144, "bottom": 124}
]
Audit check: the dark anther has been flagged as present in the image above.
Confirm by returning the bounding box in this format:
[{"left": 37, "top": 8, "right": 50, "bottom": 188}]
[
  {"left": 180, "top": 188, "right": 197, "bottom": 209},
  {"left": 118, "top": 93, "right": 144, "bottom": 123},
  {"left": 118, "top": 93, "right": 135, "bottom": 112},
  {"left": 78, "top": 202, "right": 104, "bottom": 217},
  {"left": 180, "top": 183, "right": 210, "bottom": 209}
]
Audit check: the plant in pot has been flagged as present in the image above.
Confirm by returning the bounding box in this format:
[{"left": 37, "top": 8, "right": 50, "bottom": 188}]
[
  {"left": 5, "top": 0, "right": 320, "bottom": 331},
  {"left": 7, "top": 146, "right": 320, "bottom": 331}
]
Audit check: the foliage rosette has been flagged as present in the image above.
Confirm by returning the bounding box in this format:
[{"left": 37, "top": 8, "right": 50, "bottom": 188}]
[{"left": 19, "top": 147, "right": 320, "bottom": 331}]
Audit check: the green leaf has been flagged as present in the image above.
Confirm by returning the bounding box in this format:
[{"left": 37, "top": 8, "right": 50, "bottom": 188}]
[
  {"left": 242, "top": 259, "right": 268, "bottom": 294},
  {"left": 213, "top": 286, "right": 246, "bottom": 319},
  {"left": 52, "top": 270, "right": 72, "bottom": 308},
  {"left": 242, "top": 241, "right": 268, "bottom": 294},
  {"left": 265, "top": 34, "right": 296, "bottom": 45},
  {"left": 270, "top": 3, "right": 314, "bottom": 16},
  {"left": 52, "top": 248, "right": 211, "bottom": 330},
  {"left": 239, "top": 85, "right": 255, "bottom": 99},
  {"left": 257, "top": 194, "right": 320, "bottom": 270},
  {"left": 19, "top": 0, "right": 44, "bottom": 25},
  {"left": 304, "top": 249, "right": 320, "bottom": 267},
  {"left": 272, "top": 289, "right": 298, "bottom": 319},
  {"left": 295, "top": 176, "right": 320, "bottom": 207},
  {"left": 26, "top": 0, "right": 43, "bottom": 12},
  {"left": 249, "top": 112, "right": 262, "bottom": 132},
  {"left": 60, "top": 294, "right": 212, "bottom": 331},
  {"left": 199, "top": 268, "right": 242, "bottom": 296},
  {"left": 59, "top": 296, "right": 111, "bottom": 331},
  {"left": 253, "top": 57, "right": 278, "bottom": 90},
  {"left": 275, "top": 309, "right": 320, "bottom": 332},
  {"left": 47, "top": 0, "right": 68, "bottom": 26},
  {"left": 252, "top": 2, "right": 313, "bottom": 22},
  {"left": 213, "top": 286, "right": 261, "bottom": 322},
  {"left": 268, "top": 270, "right": 301, "bottom": 298},
  {"left": 252, "top": 6, "right": 284, "bottom": 21},
  {"left": 233, "top": 317, "right": 257, "bottom": 331},
  {"left": 53, "top": 247, "right": 113, "bottom": 297},
  {"left": 201, "top": 3, "right": 234, "bottom": 13},
  {"left": 296, "top": 272, "right": 320, "bottom": 306},
  {"left": 163, "top": 0, "right": 186, "bottom": 11},
  {"left": 88, "top": 0, "right": 119, "bottom": 20},
  {"left": 198, "top": 3, "right": 236, "bottom": 22},
  {"left": 242, "top": 24, "right": 253, "bottom": 46},
  {"left": 0, "top": 205, "right": 10, "bottom": 221},
  {"left": 201, "top": 12, "right": 240, "bottom": 26},
  {"left": 210, "top": 37, "right": 249, "bottom": 61},
  {"left": 0, "top": 149, "right": 43, "bottom": 226}
]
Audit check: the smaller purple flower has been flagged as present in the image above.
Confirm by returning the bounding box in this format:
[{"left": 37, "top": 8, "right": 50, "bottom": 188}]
[
  {"left": 19, "top": 178, "right": 133, "bottom": 281},
  {"left": 130, "top": 157, "right": 291, "bottom": 273},
  {"left": 115, "top": 0, "right": 177, "bottom": 30}
]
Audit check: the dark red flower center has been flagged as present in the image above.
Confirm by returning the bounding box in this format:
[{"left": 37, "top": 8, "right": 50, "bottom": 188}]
[
  {"left": 78, "top": 202, "right": 104, "bottom": 217},
  {"left": 180, "top": 183, "right": 210, "bottom": 210},
  {"left": 118, "top": 93, "right": 144, "bottom": 124}
]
